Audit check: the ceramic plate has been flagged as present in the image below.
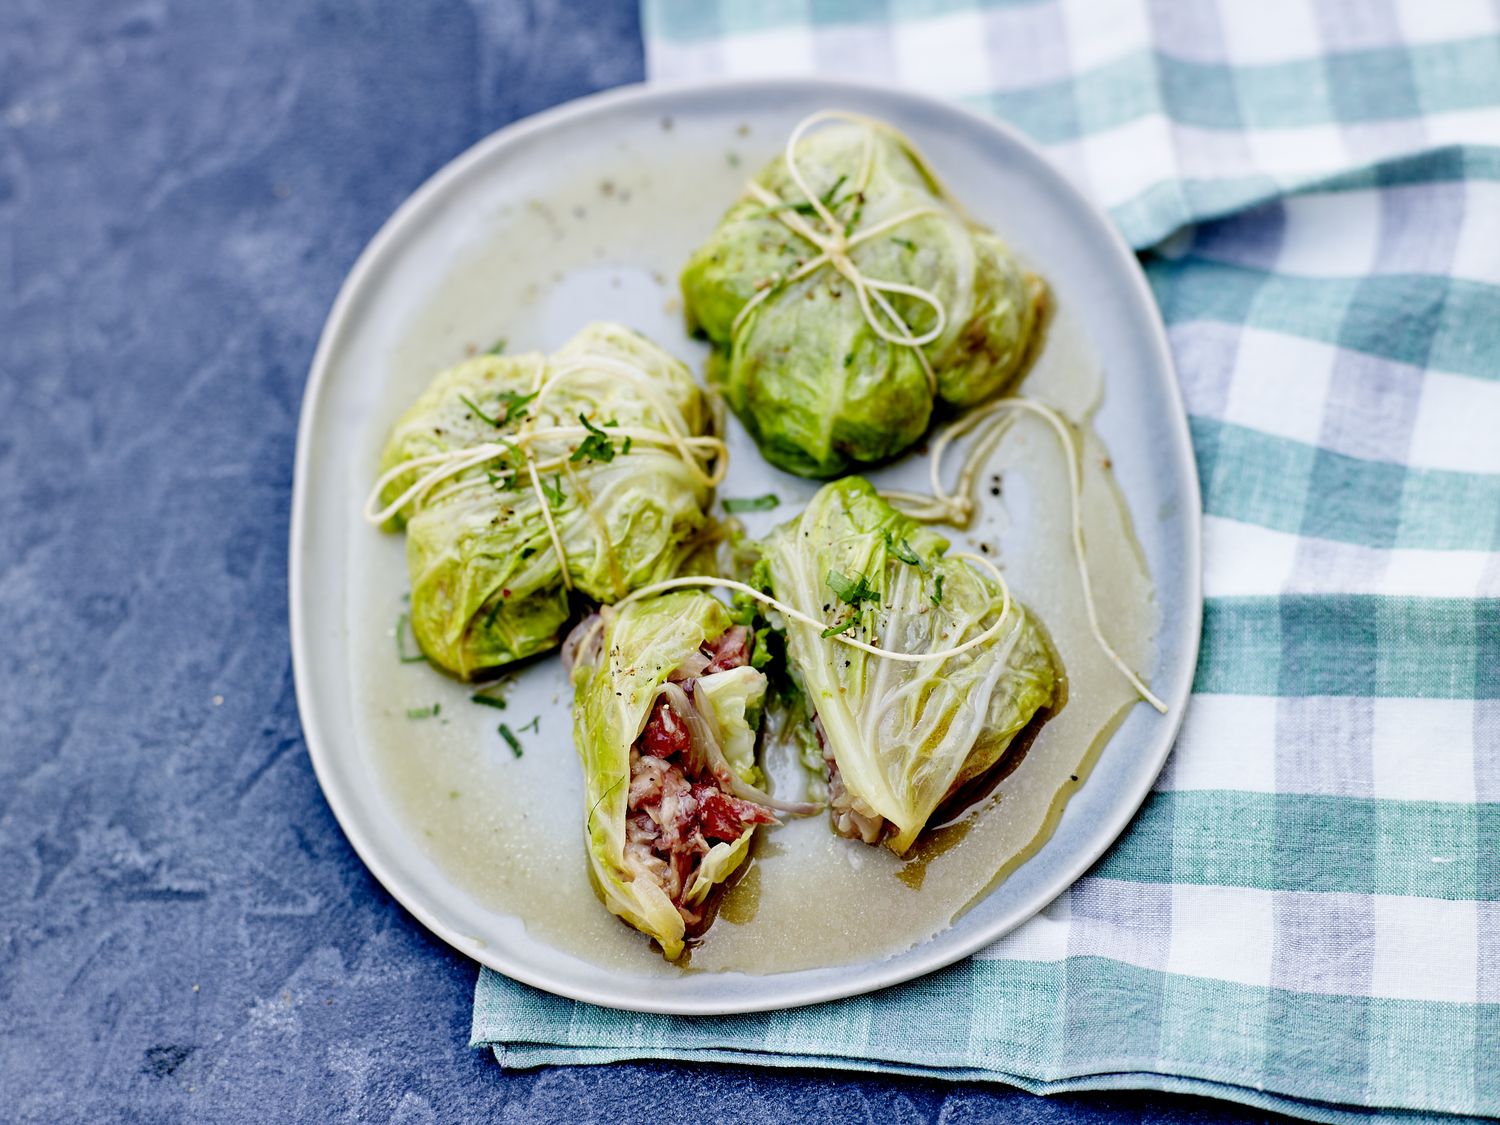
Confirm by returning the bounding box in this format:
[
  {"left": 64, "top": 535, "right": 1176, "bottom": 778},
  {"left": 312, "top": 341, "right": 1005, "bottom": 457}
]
[{"left": 289, "top": 78, "right": 1201, "bottom": 1014}]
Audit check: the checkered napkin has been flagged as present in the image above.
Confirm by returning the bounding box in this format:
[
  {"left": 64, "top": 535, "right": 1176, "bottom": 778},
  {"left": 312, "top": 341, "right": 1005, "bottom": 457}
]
[{"left": 474, "top": 3, "right": 1500, "bottom": 1120}]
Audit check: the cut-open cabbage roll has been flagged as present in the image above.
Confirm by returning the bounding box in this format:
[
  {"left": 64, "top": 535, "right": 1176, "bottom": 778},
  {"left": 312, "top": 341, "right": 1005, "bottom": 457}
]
[
  {"left": 681, "top": 112, "right": 1046, "bottom": 478},
  {"left": 567, "top": 592, "right": 799, "bottom": 959},
  {"left": 762, "top": 477, "right": 1057, "bottom": 854},
  {"left": 371, "top": 324, "right": 721, "bottom": 679}
]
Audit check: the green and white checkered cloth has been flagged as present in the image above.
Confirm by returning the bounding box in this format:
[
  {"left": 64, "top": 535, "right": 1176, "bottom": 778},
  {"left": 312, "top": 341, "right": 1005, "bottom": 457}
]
[{"left": 473, "top": 3, "right": 1500, "bottom": 1120}]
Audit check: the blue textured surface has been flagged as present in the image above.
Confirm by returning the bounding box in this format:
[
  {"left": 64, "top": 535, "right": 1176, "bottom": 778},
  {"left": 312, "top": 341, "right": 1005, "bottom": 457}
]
[{"left": 0, "top": 3, "right": 1286, "bottom": 1121}]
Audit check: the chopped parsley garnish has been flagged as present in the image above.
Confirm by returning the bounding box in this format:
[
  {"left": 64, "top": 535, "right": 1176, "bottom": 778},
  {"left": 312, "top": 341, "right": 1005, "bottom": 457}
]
[
  {"left": 892, "top": 237, "right": 917, "bottom": 252},
  {"left": 519, "top": 546, "right": 536, "bottom": 559},
  {"left": 518, "top": 715, "right": 541, "bottom": 734},
  {"left": 460, "top": 389, "right": 534, "bottom": 428},
  {"left": 826, "top": 568, "right": 879, "bottom": 608},
  {"left": 406, "top": 705, "right": 437, "bottom": 720},
  {"left": 471, "top": 677, "right": 514, "bottom": 710},
  {"left": 485, "top": 337, "right": 508, "bottom": 355},
  {"left": 722, "top": 493, "right": 780, "bottom": 513},
  {"left": 458, "top": 394, "right": 501, "bottom": 427},
  {"left": 930, "top": 573, "right": 945, "bottom": 607},
  {"left": 395, "top": 613, "right": 427, "bottom": 664},
  {"left": 498, "top": 723, "right": 524, "bottom": 758},
  {"left": 621, "top": 435, "right": 633, "bottom": 456},
  {"left": 492, "top": 389, "right": 536, "bottom": 425},
  {"left": 883, "top": 530, "right": 927, "bottom": 570},
  {"left": 570, "top": 414, "right": 617, "bottom": 463},
  {"left": 821, "top": 618, "right": 858, "bottom": 639},
  {"left": 541, "top": 473, "right": 566, "bottom": 508},
  {"left": 820, "top": 174, "right": 847, "bottom": 208}
]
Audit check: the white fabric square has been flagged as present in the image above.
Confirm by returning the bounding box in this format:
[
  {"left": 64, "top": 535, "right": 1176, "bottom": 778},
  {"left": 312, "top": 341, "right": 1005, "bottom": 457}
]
[
  {"left": 1275, "top": 190, "right": 1381, "bottom": 277},
  {"left": 1425, "top": 105, "right": 1500, "bottom": 148},
  {"left": 1407, "top": 368, "right": 1500, "bottom": 474},
  {"left": 1393, "top": 0, "right": 1498, "bottom": 44},
  {"left": 1370, "top": 698, "right": 1478, "bottom": 804},
  {"left": 1382, "top": 548, "right": 1493, "bottom": 599},
  {"left": 1221, "top": 327, "right": 1336, "bottom": 446},
  {"left": 1202, "top": 516, "right": 1299, "bottom": 599},
  {"left": 1370, "top": 895, "right": 1479, "bottom": 1003},
  {"left": 1449, "top": 183, "right": 1500, "bottom": 286},
  {"left": 1078, "top": 114, "right": 1177, "bottom": 213},
  {"left": 721, "top": 26, "right": 817, "bottom": 75},
  {"left": 1217, "top": 0, "right": 1322, "bottom": 65},
  {"left": 892, "top": 11, "right": 995, "bottom": 98},
  {"left": 1059, "top": 0, "right": 1152, "bottom": 73},
  {"left": 1165, "top": 694, "right": 1279, "bottom": 794},
  {"left": 1167, "top": 885, "right": 1276, "bottom": 988},
  {"left": 978, "top": 889, "right": 1072, "bottom": 961},
  {"left": 1246, "top": 123, "right": 1349, "bottom": 182}
]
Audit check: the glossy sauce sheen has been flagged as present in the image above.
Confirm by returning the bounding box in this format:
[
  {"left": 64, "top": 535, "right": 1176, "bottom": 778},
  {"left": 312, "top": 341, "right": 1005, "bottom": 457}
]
[{"left": 349, "top": 125, "right": 1157, "bottom": 977}]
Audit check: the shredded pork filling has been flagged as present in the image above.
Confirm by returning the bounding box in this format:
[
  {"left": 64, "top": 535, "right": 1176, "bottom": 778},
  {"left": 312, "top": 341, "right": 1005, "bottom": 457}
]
[
  {"left": 814, "top": 714, "right": 888, "bottom": 845},
  {"left": 623, "top": 626, "right": 776, "bottom": 924}
]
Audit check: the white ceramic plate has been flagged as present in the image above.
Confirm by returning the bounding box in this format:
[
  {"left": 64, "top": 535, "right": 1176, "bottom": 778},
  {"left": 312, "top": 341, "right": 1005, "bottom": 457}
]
[{"left": 289, "top": 78, "right": 1201, "bottom": 1014}]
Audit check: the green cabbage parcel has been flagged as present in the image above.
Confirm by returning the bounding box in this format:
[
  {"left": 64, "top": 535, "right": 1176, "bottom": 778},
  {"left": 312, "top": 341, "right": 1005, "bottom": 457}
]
[
  {"left": 374, "top": 323, "right": 719, "bottom": 679},
  {"left": 568, "top": 591, "right": 786, "bottom": 960},
  {"left": 762, "top": 477, "right": 1057, "bottom": 854},
  {"left": 681, "top": 114, "right": 1047, "bottom": 478}
]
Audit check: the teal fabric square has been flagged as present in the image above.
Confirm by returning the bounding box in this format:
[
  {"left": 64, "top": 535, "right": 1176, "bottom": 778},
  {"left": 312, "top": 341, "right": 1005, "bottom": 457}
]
[
  {"left": 1302, "top": 449, "right": 1405, "bottom": 548},
  {"left": 1327, "top": 46, "right": 1423, "bottom": 124}
]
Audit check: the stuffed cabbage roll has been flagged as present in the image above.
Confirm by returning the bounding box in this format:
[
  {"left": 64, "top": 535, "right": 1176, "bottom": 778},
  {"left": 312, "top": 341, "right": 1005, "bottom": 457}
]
[
  {"left": 762, "top": 477, "right": 1057, "bottom": 854},
  {"left": 681, "top": 112, "right": 1046, "bottom": 478},
  {"left": 371, "top": 324, "right": 721, "bottom": 679},
  {"left": 567, "top": 592, "right": 796, "bottom": 959}
]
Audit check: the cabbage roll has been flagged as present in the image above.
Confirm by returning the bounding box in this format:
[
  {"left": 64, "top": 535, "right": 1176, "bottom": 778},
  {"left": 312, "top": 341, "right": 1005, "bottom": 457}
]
[
  {"left": 567, "top": 592, "right": 784, "bottom": 959},
  {"left": 373, "top": 324, "right": 720, "bottom": 679},
  {"left": 762, "top": 477, "right": 1057, "bottom": 854},
  {"left": 681, "top": 113, "right": 1046, "bottom": 478}
]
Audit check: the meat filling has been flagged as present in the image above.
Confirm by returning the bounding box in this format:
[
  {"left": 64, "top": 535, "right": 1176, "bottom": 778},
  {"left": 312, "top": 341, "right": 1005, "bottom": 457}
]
[
  {"left": 624, "top": 626, "right": 774, "bottom": 924},
  {"left": 815, "top": 713, "right": 888, "bottom": 845}
]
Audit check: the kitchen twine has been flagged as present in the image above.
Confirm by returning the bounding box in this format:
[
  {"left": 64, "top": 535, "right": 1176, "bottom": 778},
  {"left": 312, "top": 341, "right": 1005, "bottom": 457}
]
[
  {"left": 717, "top": 111, "right": 1166, "bottom": 711},
  {"left": 365, "top": 113, "right": 1163, "bottom": 710}
]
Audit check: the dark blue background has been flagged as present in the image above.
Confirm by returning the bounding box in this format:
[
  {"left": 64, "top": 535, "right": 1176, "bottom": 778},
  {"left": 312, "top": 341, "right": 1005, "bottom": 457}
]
[{"left": 0, "top": 3, "right": 1284, "bottom": 1120}]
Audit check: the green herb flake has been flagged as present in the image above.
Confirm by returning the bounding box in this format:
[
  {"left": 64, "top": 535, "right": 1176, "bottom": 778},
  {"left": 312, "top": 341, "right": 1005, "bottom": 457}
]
[
  {"left": 892, "top": 237, "right": 917, "bottom": 252},
  {"left": 541, "top": 473, "right": 566, "bottom": 508},
  {"left": 470, "top": 692, "right": 508, "bottom": 711},
  {"left": 485, "top": 337, "right": 508, "bottom": 355},
  {"left": 930, "top": 573, "right": 945, "bottom": 607},
  {"left": 570, "top": 413, "right": 617, "bottom": 463},
  {"left": 821, "top": 618, "right": 858, "bottom": 639},
  {"left": 519, "top": 546, "right": 536, "bottom": 559},
  {"left": 883, "top": 530, "right": 926, "bottom": 570},
  {"left": 458, "top": 393, "right": 502, "bottom": 428},
  {"left": 492, "top": 389, "right": 536, "bottom": 425},
  {"left": 395, "top": 613, "right": 427, "bottom": 664},
  {"left": 722, "top": 493, "right": 780, "bottom": 513},
  {"left": 406, "top": 705, "right": 435, "bottom": 720},
  {"left": 498, "top": 723, "right": 524, "bottom": 758},
  {"left": 518, "top": 715, "right": 541, "bottom": 734},
  {"left": 820, "top": 174, "right": 848, "bottom": 209},
  {"left": 826, "top": 568, "right": 879, "bottom": 608}
]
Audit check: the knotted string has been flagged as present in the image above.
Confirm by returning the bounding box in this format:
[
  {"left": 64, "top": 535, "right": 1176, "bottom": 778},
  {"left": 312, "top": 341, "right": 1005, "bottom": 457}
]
[
  {"left": 884, "top": 396, "right": 1169, "bottom": 714},
  {"left": 364, "top": 351, "right": 728, "bottom": 597},
  {"left": 729, "top": 110, "right": 954, "bottom": 393}
]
